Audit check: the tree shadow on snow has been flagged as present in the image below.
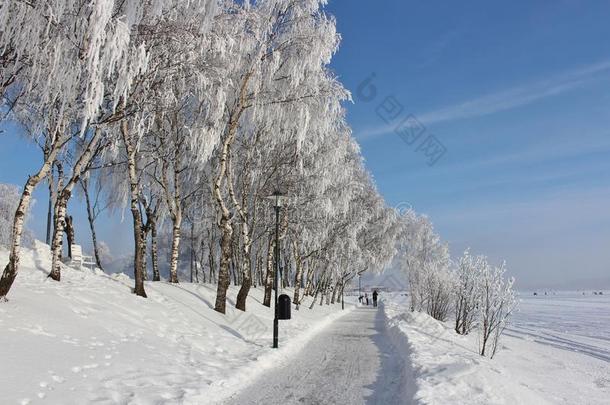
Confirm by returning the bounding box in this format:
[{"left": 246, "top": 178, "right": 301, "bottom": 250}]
[
  {"left": 165, "top": 283, "right": 216, "bottom": 310},
  {"left": 364, "top": 307, "right": 419, "bottom": 405},
  {"left": 162, "top": 283, "right": 266, "bottom": 346}
]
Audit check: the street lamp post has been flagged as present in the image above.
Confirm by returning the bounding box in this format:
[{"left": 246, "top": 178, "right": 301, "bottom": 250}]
[
  {"left": 269, "top": 190, "right": 285, "bottom": 349},
  {"left": 358, "top": 269, "right": 366, "bottom": 305}
]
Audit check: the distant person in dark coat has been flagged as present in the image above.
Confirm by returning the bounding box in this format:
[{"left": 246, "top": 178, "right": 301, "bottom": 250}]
[{"left": 372, "top": 290, "right": 378, "bottom": 307}]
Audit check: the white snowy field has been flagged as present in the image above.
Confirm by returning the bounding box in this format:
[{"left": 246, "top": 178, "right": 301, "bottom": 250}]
[
  {"left": 0, "top": 241, "right": 352, "bottom": 405},
  {"left": 384, "top": 291, "right": 610, "bottom": 405}
]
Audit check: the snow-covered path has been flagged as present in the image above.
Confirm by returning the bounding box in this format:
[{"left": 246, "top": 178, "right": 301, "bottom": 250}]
[{"left": 226, "top": 306, "right": 414, "bottom": 405}]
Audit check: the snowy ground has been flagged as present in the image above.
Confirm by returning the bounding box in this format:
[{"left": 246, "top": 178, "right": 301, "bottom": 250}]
[
  {"left": 384, "top": 291, "right": 610, "bottom": 405},
  {"left": 4, "top": 243, "right": 609, "bottom": 405},
  {"left": 0, "top": 242, "right": 351, "bottom": 405}
]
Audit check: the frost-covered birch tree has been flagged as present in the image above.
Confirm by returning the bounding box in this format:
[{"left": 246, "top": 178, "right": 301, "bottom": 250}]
[
  {"left": 478, "top": 261, "right": 517, "bottom": 358},
  {"left": 209, "top": 0, "right": 344, "bottom": 314},
  {"left": 0, "top": 0, "right": 147, "bottom": 296},
  {"left": 454, "top": 249, "right": 483, "bottom": 335}
]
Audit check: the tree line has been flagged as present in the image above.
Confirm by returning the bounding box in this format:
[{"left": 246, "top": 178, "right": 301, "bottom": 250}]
[
  {"left": 0, "top": 0, "right": 405, "bottom": 313},
  {"left": 399, "top": 211, "right": 517, "bottom": 358},
  {"left": 0, "top": 0, "right": 515, "bottom": 353}
]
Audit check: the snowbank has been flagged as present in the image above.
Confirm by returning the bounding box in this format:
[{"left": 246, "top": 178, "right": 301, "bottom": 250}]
[
  {"left": 383, "top": 293, "right": 610, "bottom": 405},
  {"left": 0, "top": 241, "right": 352, "bottom": 404}
]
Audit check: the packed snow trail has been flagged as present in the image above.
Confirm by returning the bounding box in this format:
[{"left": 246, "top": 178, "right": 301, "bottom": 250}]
[{"left": 226, "top": 306, "right": 414, "bottom": 405}]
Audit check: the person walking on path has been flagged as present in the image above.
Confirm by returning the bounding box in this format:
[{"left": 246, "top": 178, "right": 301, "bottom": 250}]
[
  {"left": 365, "top": 293, "right": 369, "bottom": 306},
  {"left": 372, "top": 290, "right": 378, "bottom": 307}
]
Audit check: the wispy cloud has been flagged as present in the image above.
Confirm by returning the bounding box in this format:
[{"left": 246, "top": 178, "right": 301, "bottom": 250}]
[
  {"left": 414, "top": 29, "right": 461, "bottom": 69},
  {"left": 436, "top": 133, "right": 610, "bottom": 173},
  {"left": 374, "top": 129, "right": 610, "bottom": 179},
  {"left": 357, "top": 59, "right": 610, "bottom": 139}
]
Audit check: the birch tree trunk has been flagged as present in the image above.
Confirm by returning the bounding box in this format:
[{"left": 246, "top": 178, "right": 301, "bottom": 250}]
[
  {"left": 197, "top": 238, "right": 206, "bottom": 283},
  {"left": 319, "top": 281, "right": 326, "bottom": 306},
  {"left": 45, "top": 174, "right": 54, "bottom": 246},
  {"left": 151, "top": 218, "right": 159, "bottom": 281},
  {"left": 82, "top": 179, "right": 103, "bottom": 270},
  {"left": 292, "top": 241, "right": 304, "bottom": 309},
  {"left": 230, "top": 258, "right": 236, "bottom": 285},
  {"left": 257, "top": 253, "right": 264, "bottom": 287},
  {"left": 213, "top": 72, "right": 251, "bottom": 314},
  {"left": 214, "top": 215, "right": 233, "bottom": 313},
  {"left": 160, "top": 150, "right": 183, "bottom": 284},
  {"left": 235, "top": 251, "right": 252, "bottom": 311},
  {"left": 49, "top": 129, "right": 102, "bottom": 281},
  {"left": 228, "top": 151, "right": 253, "bottom": 311},
  {"left": 213, "top": 132, "right": 236, "bottom": 313},
  {"left": 0, "top": 141, "right": 61, "bottom": 297},
  {"left": 43, "top": 141, "right": 56, "bottom": 246},
  {"left": 199, "top": 238, "right": 206, "bottom": 283},
  {"left": 48, "top": 164, "right": 65, "bottom": 281},
  {"left": 320, "top": 276, "right": 333, "bottom": 305},
  {"left": 330, "top": 280, "right": 339, "bottom": 304},
  {"left": 304, "top": 265, "right": 313, "bottom": 297},
  {"left": 168, "top": 213, "right": 182, "bottom": 283},
  {"left": 190, "top": 222, "right": 195, "bottom": 283},
  {"left": 208, "top": 233, "right": 216, "bottom": 284},
  {"left": 65, "top": 215, "right": 74, "bottom": 259},
  {"left": 49, "top": 197, "right": 68, "bottom": 280},
  {"left": 337, "top": 283, "right": 343, "bottom": 304},
  {"left": 304, "top": 257, "right": 318, "bottom": 297},
  {"left": 262, "top": 236, "right": 275, "bottom": 307},
  {"left": 282, "top": 254, "right": 290, "bottom": 288},
  {"left": 253, "top": 250, "right": 261, "bottom": 288},
  {"left": 212, "top": 118, "right": 236, "bottom": 313},
  {"left": 121, "top": 120, "right": 147, "bottom": 298},
  {"left": 309, "top": 282, "right": 320, "bottom": 310},
  {"left": 141, "top": 227, "right": 148, "bottom": 282}
]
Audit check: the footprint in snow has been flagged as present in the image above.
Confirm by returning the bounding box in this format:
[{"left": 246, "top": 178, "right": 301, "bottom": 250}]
[
  {"left": 71, "top": 308, "right": 89, "bottom": 318},
  {"left": 51, "top": 375, "right": 65, "bottom": 383}
]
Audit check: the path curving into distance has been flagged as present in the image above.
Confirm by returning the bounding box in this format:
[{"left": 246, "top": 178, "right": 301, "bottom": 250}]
[{"left": 226, "top": 306, "right": 415, "bottom": 405}]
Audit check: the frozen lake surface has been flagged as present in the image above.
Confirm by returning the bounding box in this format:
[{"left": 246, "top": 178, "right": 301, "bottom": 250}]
[{"left": 508, "top": 292, "right": 610, "bottom": 363}]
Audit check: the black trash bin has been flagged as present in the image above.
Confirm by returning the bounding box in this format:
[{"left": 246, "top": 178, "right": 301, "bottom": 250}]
[{"left": 278, "top": 294, "right": 291, "bottom": 320}]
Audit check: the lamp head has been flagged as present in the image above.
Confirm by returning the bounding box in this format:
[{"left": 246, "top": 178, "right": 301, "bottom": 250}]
[{"left": 267, "top": 190, "right": 286, "bottom": 208}]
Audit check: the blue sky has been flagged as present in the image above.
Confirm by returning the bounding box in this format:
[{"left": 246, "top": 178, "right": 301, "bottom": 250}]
[
  {"left": 325, "top": 0, "right": 610, "bottom": 288},
  {"left": 1, "top": 1, "right": 609, "bottom": 288}
]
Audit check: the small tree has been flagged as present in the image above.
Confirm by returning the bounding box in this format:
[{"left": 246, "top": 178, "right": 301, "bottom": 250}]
[
  {"left": 79, "top": 175, "right": 113, "bottom": 270},
  {"left": 478, "top": 261, "right": 517, "bottom": 358},
  {"left": 423, "top": 261, "right": 454, "bottom": 322},
  {"left": 454, "top": 249, "right": 483, "bottom": 335}
]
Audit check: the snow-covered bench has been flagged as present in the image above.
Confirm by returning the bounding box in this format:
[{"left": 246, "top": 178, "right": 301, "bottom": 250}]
[{"left": 71, "top": 245, "right": 96, "bottom": 270}]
